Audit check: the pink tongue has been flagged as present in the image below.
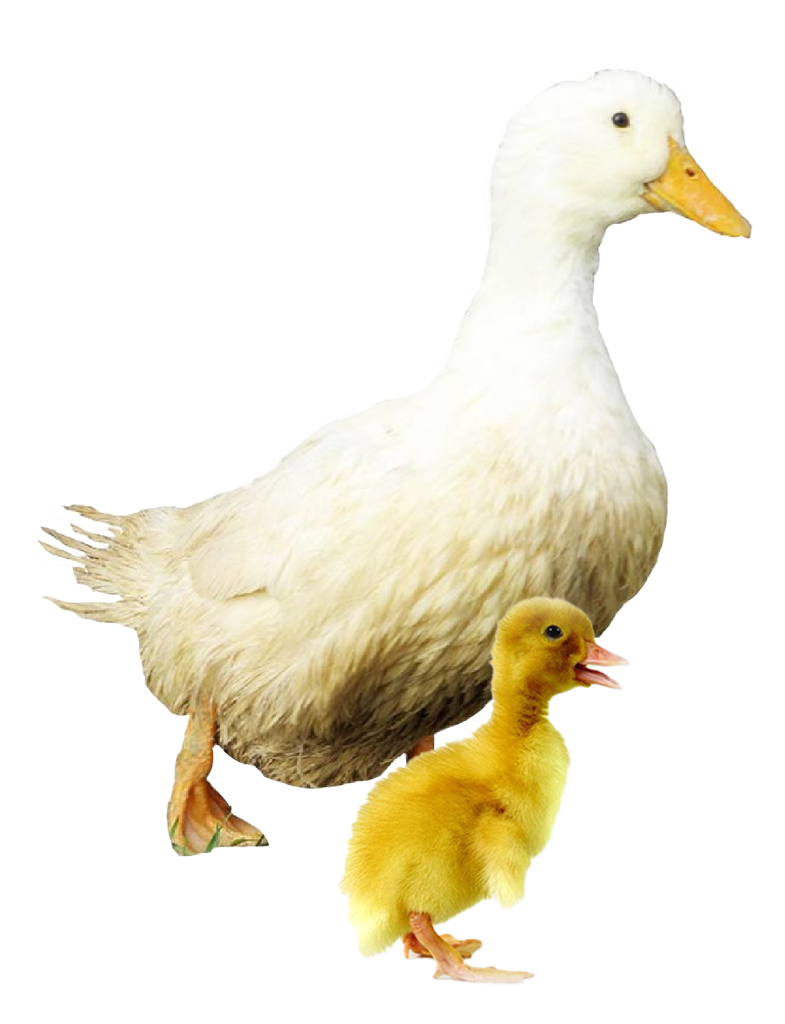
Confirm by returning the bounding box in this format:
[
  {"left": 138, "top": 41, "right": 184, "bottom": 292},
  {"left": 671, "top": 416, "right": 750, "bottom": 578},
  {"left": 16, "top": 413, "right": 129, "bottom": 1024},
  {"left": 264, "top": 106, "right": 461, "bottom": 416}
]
[{"left": 574, "top": 664, "right": 622, "bottom": 689}]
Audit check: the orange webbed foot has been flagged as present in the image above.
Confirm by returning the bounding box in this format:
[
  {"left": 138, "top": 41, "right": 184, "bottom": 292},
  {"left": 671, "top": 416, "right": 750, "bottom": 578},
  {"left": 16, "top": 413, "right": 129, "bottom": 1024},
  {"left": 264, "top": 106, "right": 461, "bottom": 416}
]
[
  {"left": 433, "top": 963, "right": 534, "bottom": 984},
  {"left": 403, "top": 931, "right": 482, "bottom": 960},
  {"left": 408, "top": 912, "right": 532, "bottom": 984},
  {"left": 167, "top": 695, "right": 268, "bottom": 855},
  {"left": 168, "top": 779, "right": 267, "bottom": 855}
]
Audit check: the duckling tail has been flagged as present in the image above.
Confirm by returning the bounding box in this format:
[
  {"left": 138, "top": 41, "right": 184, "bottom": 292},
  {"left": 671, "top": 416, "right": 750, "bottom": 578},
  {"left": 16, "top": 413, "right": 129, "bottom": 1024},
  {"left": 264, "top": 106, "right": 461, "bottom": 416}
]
[
  {"left": 342, "top": 857, "right": 412, "bottom": 955},
  {"left": 345, "top": 898, "right": 409, "bottom": 957}
]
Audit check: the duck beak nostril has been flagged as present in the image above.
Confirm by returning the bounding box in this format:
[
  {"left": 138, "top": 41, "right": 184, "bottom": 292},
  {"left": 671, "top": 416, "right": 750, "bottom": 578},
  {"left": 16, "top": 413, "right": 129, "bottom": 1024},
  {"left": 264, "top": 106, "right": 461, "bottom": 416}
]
[{"left": 643, "top": 136, "right": 751, "bottom": 238}]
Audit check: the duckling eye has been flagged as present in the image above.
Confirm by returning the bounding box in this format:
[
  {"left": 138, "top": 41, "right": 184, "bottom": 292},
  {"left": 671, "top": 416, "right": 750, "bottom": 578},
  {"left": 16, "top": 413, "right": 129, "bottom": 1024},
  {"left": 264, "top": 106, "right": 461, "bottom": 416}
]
[
  {"left": 612, "top": 112, "right": 630, "bottom": 128},
  {"left": 544, "top": 625, "right": 563, "bottom": 639}
]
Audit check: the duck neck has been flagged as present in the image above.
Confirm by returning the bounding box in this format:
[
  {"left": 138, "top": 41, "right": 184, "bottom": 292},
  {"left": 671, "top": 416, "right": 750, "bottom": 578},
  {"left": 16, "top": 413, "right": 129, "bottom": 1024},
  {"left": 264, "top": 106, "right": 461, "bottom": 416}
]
[
  {"left": 483, "top": 207, "right": 604, "bottom": 305},
  {"left": 444, "top": 210, "right": 607, "bottom": 375}
]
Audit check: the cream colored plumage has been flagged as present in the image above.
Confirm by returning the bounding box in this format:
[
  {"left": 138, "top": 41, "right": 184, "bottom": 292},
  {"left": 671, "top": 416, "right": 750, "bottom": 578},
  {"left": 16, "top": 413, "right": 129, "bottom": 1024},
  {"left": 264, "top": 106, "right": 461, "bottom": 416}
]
[{"left": 43, "top": 71, "right": 748, "bottom": 844}]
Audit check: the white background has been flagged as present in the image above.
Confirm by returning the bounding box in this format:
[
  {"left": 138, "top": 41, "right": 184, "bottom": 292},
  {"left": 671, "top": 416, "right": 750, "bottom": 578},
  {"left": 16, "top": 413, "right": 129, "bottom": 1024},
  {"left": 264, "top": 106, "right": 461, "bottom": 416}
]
[{"left": 7, "top": 14, "right": 785, "bottom": 1024}]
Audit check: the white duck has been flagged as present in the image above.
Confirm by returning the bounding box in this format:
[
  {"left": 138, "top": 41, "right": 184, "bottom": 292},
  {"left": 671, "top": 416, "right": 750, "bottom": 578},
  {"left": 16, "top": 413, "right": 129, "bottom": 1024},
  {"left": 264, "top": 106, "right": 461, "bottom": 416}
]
[{"left": 43, "top": 70, "right": 749, "bottom": 854}]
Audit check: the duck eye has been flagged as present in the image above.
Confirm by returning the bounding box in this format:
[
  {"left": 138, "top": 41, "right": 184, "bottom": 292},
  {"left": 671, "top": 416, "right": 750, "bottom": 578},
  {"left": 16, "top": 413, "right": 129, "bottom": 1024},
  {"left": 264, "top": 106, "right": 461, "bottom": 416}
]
[
  {"left": 612, "top": 111, "right": 630, "bottom": 128},
  {"left": 544, "top": 625, "right": 563, "bottom": 639}
]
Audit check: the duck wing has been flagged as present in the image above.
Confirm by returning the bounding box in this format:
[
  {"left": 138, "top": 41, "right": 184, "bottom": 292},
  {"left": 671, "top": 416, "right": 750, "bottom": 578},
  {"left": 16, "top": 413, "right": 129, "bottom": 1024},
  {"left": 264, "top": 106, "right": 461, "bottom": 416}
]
[{"left": 184, "top": 400, "right": 423, "bottom": 607}]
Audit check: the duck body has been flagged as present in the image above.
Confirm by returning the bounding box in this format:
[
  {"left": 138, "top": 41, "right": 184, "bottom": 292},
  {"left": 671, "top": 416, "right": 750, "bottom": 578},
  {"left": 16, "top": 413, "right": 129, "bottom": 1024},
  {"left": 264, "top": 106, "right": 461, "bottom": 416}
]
[
  {"left": 46, "top": 71, "right": 748, "bottom": 835},
  {"left": 66, "top": 284, "right": 664, "bottom": 787}
]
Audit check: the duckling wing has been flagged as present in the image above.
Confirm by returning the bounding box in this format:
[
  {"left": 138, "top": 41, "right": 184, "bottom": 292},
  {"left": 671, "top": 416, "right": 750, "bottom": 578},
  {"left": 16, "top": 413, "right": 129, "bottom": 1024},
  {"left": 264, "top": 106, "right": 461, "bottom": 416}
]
[{"left": 473, "top": 814, "right": 531, "bottom": 908}]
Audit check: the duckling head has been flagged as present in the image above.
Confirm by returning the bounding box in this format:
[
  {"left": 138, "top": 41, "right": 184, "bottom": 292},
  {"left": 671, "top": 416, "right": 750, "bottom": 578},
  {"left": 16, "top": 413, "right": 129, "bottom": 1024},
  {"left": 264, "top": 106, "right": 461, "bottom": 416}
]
[
  {"left": 492, "top": 597, "right": 627, "bottom": 704},
  {"left": 493, "top": 69, "right": 750, "bottom": 242}
]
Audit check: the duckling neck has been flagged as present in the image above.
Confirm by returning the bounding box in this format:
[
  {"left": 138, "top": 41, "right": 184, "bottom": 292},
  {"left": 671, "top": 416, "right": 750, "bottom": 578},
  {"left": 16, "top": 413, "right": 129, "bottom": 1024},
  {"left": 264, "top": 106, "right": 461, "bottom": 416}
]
[{"left": 486, "top": 680, "right": 552, "bottom": 739}]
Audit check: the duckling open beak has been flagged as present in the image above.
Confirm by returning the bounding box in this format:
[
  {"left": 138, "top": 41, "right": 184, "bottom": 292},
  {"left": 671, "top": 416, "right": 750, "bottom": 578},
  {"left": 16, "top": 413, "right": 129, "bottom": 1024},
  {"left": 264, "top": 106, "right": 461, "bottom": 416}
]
[
  {"left": 643, "top": 137, "right": 751, "bottom": 238},
  {"left": 574, "top": 642, "right": 628, "bottom": 689}
]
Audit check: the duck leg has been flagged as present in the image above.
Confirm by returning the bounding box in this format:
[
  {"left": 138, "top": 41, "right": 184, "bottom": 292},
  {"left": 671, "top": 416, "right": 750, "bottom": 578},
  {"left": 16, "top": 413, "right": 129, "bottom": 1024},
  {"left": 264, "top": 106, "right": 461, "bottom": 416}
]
[
  {"left": 167, "top": 693, "right": 268, "bottom": 855},
  {"left": 406, "top": 735, "right": 435, "bottom": 761},
  {"left": 408, "top": 912, "right": 533, "bottom": 984},
  {"left": 403, "top": 931, "right": 482, "bottom": 959}
]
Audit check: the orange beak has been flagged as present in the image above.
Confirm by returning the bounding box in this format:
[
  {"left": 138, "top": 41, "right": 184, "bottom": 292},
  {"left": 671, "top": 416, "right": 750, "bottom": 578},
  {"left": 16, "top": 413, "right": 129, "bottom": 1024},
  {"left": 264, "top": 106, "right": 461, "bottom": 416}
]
[
  {"left": 643, "top": 137, "right": 751, "bottom": 238},
  {"left": 574, "top": 641, "right": 628, "bottom": 689}
]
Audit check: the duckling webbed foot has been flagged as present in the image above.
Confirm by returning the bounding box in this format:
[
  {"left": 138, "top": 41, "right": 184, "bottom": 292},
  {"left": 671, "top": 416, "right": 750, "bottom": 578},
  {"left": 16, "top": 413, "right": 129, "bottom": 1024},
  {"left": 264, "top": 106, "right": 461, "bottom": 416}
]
[
  {"left": 403, "top": 932, "right": 482, "bottom": 959},
  {"left": 408, "top": 913, "right": 532, "bottom": 984},
  {"left": 167, "top": 694, "right": 268, "bottom": 855}
]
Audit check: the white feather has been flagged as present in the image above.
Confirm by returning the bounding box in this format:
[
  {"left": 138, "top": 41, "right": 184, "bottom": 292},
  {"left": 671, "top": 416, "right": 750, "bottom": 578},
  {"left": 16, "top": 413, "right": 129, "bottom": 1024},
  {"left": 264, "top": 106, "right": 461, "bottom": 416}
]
[{"left": 46, "top": 71, "right": 675, "bottom": 787}]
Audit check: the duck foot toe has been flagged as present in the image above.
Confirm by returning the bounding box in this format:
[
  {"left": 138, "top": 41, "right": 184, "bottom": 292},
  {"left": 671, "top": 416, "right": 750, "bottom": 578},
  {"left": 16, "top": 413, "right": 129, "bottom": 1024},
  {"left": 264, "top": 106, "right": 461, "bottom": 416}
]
[{"left": 169, "top": 779, "right": 268, "bottom": 855}]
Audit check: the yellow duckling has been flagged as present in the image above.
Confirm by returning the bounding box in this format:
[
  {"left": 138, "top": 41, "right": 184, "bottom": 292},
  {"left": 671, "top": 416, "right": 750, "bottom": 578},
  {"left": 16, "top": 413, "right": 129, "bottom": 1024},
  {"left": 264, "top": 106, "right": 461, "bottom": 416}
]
[{"left": 341, "top": 597, "right": 627, "bottom": 983}]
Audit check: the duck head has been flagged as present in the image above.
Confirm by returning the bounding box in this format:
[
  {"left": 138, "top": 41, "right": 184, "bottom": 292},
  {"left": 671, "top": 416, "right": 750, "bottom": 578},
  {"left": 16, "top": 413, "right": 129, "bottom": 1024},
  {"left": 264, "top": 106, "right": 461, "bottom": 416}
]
[
  {"left": 493, "top": 70, "right": 750, "bottom": 242},
  {"left": 492, "top": 597, "right": 627, "bottom": 703}
]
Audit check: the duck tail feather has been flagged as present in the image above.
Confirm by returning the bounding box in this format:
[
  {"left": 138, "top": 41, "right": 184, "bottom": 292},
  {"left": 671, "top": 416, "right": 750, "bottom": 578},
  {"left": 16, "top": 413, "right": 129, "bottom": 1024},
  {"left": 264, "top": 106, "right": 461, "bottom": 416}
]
[
  {"left": 41, "top": 506, "right": 146, "bottom": 627},
  {"left": 64, "top": 504, "right": 125, "bottom": 527},
  {"left": 43, "top": 595, "right": 129, "bottom": 625}
]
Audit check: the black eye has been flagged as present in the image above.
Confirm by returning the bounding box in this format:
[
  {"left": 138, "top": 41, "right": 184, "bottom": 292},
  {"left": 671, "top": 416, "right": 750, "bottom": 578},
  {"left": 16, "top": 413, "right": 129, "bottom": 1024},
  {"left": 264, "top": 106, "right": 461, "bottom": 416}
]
[
  {"left": 612, "top": 112, "right": 630, "bottom": 128},
  {"left": 545, "top": 625, "right": 563, "bottom": 639}
]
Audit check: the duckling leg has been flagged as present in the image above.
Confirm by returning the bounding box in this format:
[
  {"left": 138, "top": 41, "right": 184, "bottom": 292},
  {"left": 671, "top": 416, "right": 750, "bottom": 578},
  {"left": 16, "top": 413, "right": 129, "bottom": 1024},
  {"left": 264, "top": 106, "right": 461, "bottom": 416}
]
[
  {"left": 408, "top": 913, "right": 533, "bottom": 984},
  {"left": 406, "top": 735, "right": 434, "bottom": 761},
  {"left": 403, "top": 931, "right": 482, "bottom": 959},
  {"left": 167, "top": 694, "right": 268, "bottom": 855}
]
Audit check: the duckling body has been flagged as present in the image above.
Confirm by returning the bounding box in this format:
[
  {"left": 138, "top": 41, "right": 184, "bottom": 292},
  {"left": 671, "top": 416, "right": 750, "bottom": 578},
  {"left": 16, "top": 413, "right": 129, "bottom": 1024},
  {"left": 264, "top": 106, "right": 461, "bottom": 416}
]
[
  {"left": 342, "top": 597, "right": 627, "bottom": 982},
  {"left": 343, "top": 713, "right": 570, "bottom": 956}
]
